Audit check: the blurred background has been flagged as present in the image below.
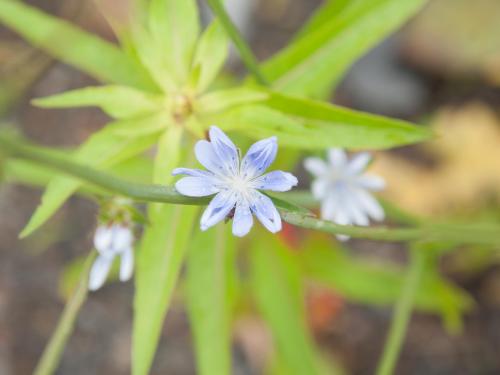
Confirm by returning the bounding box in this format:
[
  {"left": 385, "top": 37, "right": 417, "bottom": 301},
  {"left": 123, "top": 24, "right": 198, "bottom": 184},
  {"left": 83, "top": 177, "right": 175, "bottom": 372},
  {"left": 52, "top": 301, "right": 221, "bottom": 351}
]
[{"left": 1, "top": 0, "right": 500, "bottom": 374}]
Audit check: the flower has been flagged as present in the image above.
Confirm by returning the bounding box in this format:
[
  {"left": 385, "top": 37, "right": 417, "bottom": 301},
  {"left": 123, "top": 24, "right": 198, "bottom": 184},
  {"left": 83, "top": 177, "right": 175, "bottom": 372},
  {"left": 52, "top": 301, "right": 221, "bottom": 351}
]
[
  {"left": 173, "top": 126, "right": 298, "bottom": 237},
  {"left": 88, "top": 224, "right": 134, "bottom": 291},
  {"left": 304, "top": 149, "right": 385, "bottom": 240}
]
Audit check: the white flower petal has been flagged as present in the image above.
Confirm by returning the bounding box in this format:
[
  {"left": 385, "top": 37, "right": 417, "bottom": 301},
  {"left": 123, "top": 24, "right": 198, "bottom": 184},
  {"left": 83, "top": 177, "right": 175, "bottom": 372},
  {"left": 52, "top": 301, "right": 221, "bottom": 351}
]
[
  {"left": 327, "top": 148, "right": 347, "bottom": 168},
  {"left": 303, "top": 157, "right": 327, "bottom": 177},
  {"left": 175, "top": 176, "right": 219, "bottom": 197},
  {"left": 241, "top": 137, "right": 277, "bottom": 179},
  {"left": 353, "top": 188, "right": 385, "bottom": 222},
  {"left": 311, "top": 178, "right": 329, "bottom": 200},
  {"left": 250, "top": 191, "right": 282, "bottom": 233},
  {"left": 172, "top": 168, "right": 215, "bottom": 178},
  {"left": 194, "top": 140, "right": 226, "bottom": 175},
  {"left": 200, "top": 191, "right": 237, "bottom": 231},
  {"left": 343, "top": 194, "right": 370, "bottom": 226},
  {"left": 252, "top": 171, "right": 298, "bottom": 192},
  {"left": 88, "top": 255, "right": 113, "bottom": 291},
  {"left": 93, "top": 226, "right": 113, "bottom": 254},
  {"left": 334, "top": 211, "right": 349, "bottom": 225},
  {"left": 119, "top": 247, "right": 134, "bottom": 282},
  {"left": 111, "top": 225, "right": 133, "bottom": 251},
  {"left": 209, "top": 126, "right": 239, "bottom": 176},
  {"left": 232, "top": 200, "right": 253, "bottom": 237},
  {"left": 356, "top": 175, "right": 385, "bottom": 191},
  {"left": 320, "top": 193, "right": 340, "bottom": 222},
  {"left": 347, "top": 152, "right": 372, "bottom": 175}
]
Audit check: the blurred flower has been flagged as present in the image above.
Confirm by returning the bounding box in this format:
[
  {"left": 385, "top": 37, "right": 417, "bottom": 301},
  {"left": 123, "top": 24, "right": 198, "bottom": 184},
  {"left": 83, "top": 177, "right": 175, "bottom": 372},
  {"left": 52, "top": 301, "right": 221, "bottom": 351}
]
[
  {"left": 173, "top": 126, "right": 298, "bottom": 237},
  {"left": 89, "top": 224, "right": 134, "bottom": 291},
  {"left": 304, "top": 149, "right": 385, "bottom": 240}
]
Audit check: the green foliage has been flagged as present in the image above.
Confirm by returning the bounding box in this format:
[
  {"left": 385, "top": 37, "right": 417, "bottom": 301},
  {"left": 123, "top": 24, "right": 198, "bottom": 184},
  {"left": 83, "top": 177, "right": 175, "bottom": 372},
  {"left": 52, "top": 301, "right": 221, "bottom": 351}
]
[
  {"left": 301, "top": 241, "right": 473, "bottom": 321},
  {"left": 147, "top": 0, "right": 199, "bottom": 84},
  {"left": 250, "top": 233, "right": 336, "bottom": 375},
  {"left": 214, "top": 90, "right": 432, "bottom": 149},
  {"left": 190, "top": 20, "right": 229, "bottom": 93},
  {"left": 4, "top": 153, "right": 153, "bottom": 195},
  {"left": 0, "top": 0, "right": 156, "bottom": 90},
  {"left": 1, "top": 1, "right": 494, "bottom": 375},
  {"left": 133, "top": 205, "right": 198, "bottom": 375},
  {"left": 197, "top": 87, "right": 269, "bottom": 114},
  {"left": 33, "top": 86, "right": 163, "bottom": 119},
  {"left": 20, "top": 115, "right": 164, "bottom": 237},
  {"left": 262, "top": 0, "right": 427, "bottom": 97},
  {"left": 133, "top": 130, "right": 198, "bottom": 375},
  {"left": 186, "top": 225, "right": 236, "bottom": 375}
]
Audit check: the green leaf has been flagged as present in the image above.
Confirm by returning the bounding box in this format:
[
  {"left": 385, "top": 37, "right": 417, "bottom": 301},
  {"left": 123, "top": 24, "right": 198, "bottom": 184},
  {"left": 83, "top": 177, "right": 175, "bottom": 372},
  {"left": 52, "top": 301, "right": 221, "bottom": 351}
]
[
  {"left": 292, "top": 0, "right": 351, "bottom": 40},
  {"left": 197, "top": 87, "right": 268, "bottom": 114},
  {"left": 186, "top": 225, "right": 236, "bottom": 375},
  {"left": 133, "top": 127, "right": 198, "bottom": 375},
  {"left": 0, "top": 0, "right": 157, "bottom": 91},
  {"left": 301, "top": 242, "right": 473, "bottom": 318},
  {"left": 250, "top": 233, "right": 333, "bottom": 375},
  {"left": 133, "top": 205, "right": 198, "bottom": 375},
  {"left": 33, "top": 85, "right": 163, "bottom": 119},
  {"left": 20, "top": 115, "right": 165, "bottom": 237},
  {"left": 147, "top": 0, "right": 200, "bottom": 85},
  {"left": 214, "top": 90, "right": 432, "bottom": 149},
  {"left": 261, "top": 0, "right": 427, "bottom": 96},
  {"left": 190, "top": 20, "right": 228, "bottom": 93},
  {"left": 131, "top": 26, "right": 178, "bottom": 92}
]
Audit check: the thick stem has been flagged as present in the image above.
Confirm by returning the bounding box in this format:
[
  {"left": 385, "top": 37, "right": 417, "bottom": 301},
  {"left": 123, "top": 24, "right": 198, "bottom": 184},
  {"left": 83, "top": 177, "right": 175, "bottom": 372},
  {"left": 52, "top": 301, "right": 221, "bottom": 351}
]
[
  {"left": 375, "top": 249, "right": 425, "bottom": 375},
  {"left": 33, "top": 252, "right": 96, "bottom": 375},
  {"left": 205, "top": 0, "right": 269, "bottom": 85}
]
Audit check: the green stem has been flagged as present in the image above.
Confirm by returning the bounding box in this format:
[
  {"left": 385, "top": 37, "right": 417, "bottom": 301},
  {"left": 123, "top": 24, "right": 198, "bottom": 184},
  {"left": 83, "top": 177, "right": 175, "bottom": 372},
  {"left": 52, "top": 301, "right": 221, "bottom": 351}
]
[
  {"left": 205, "top": 0, "right": 269, "bottom": 85},
  {"left": 1, "top": 134, "right": 500, "bottom": 245},
  {"left": 375, "top": 249, "right": 425, "bottom": 375},
  {"left": 34, "top": 252, "right": 97, "bottom": 375}
]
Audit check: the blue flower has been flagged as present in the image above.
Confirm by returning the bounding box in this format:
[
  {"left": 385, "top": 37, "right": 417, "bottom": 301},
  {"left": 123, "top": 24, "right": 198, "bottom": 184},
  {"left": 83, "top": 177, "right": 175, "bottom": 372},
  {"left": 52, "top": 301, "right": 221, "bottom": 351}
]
[{"left": 173, "top": 126, "right": 298, "bottom": 237}]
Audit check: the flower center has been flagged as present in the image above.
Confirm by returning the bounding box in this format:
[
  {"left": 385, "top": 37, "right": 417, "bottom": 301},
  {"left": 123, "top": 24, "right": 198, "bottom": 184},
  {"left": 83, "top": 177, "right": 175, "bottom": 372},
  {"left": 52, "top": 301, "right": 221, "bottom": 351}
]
[
  {"left": 171, "top": 93, "right": 193, "bottom": 123},
  {"left": 229, "top": 175, "right": 249, "bottom": 193}
]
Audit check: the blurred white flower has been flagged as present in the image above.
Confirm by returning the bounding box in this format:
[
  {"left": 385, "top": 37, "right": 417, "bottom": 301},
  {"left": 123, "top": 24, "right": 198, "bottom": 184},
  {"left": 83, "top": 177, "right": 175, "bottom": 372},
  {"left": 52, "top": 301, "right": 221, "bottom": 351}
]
[
  {"left": 304, "top": 149, "right": 385, "bottom": 240},
  {"left": 89, "top": 224, "right": 134, "bottom": 291},
  {"left": 173, "top": 126, "right": 298, "bottom": 237}
]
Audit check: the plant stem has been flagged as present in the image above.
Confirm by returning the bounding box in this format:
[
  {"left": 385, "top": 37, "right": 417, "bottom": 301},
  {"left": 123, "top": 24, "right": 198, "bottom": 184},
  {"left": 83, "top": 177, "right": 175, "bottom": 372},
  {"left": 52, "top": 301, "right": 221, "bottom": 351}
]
[
  {"left": 1, "top": 134, "right": 500, "bottom": 245},
  {"left": 34, "top": 252, "right": 96, "bottom": 375},
  {"left": 375, "top": 249, "right": 425, "bottom": 375},
  {"left": 205, "top": 0, "right": 269, "bottom": 85}
]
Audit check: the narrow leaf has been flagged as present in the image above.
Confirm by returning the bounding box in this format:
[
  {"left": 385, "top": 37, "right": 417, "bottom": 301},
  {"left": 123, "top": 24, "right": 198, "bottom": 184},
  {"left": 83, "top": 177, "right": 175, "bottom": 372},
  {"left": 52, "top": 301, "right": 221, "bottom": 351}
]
[
  {"left": 0, "top": 0, "right": 157, "bottom": 91},
  {"left": 262, "top": 0, "right": 427, "bottom": 96},
  {"left": 133, "top": 127, "right": 198, "bottom": 375},
  {"left": 190, "top": 20, "right": 229, "bottom": 93},
  {"left": 197, "top": 87, "right": 268, "bottom": 114},
  {"left": 186, "top": 225, "right": 235, "bottom": 375},
  {"left": 301, "top": 243, "right": 473, "bottom": 316},
  {"left": 293, "top": 0, "right": 351, "bottom": 40},
  {"left": 214, "top": 90, "right": 432, "bottom": 149},
  {"left": 33, "top": 85, "right": 163, "bottom": 119},
  {"left": 133, "top": 204, "right": 198, "bottom": 375},
  {"left": 147, "top": 0, "right": 200, "bottom": 84},
  {"left": 250, "top": 234, "right": 331, "bottom": 375}
]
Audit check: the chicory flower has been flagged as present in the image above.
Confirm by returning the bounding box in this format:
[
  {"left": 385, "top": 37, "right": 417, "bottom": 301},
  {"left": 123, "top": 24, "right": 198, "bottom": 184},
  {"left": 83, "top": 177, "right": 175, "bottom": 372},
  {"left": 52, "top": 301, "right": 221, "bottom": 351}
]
[
  {"left": 173, "top": 126, "right": 298, "bottom": 237},
  {"left": 304, "top": 148, "right": 385, "bottom": 240},
  {"left": 88, "top": 224, "right": 134, "bottom": 291}
]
